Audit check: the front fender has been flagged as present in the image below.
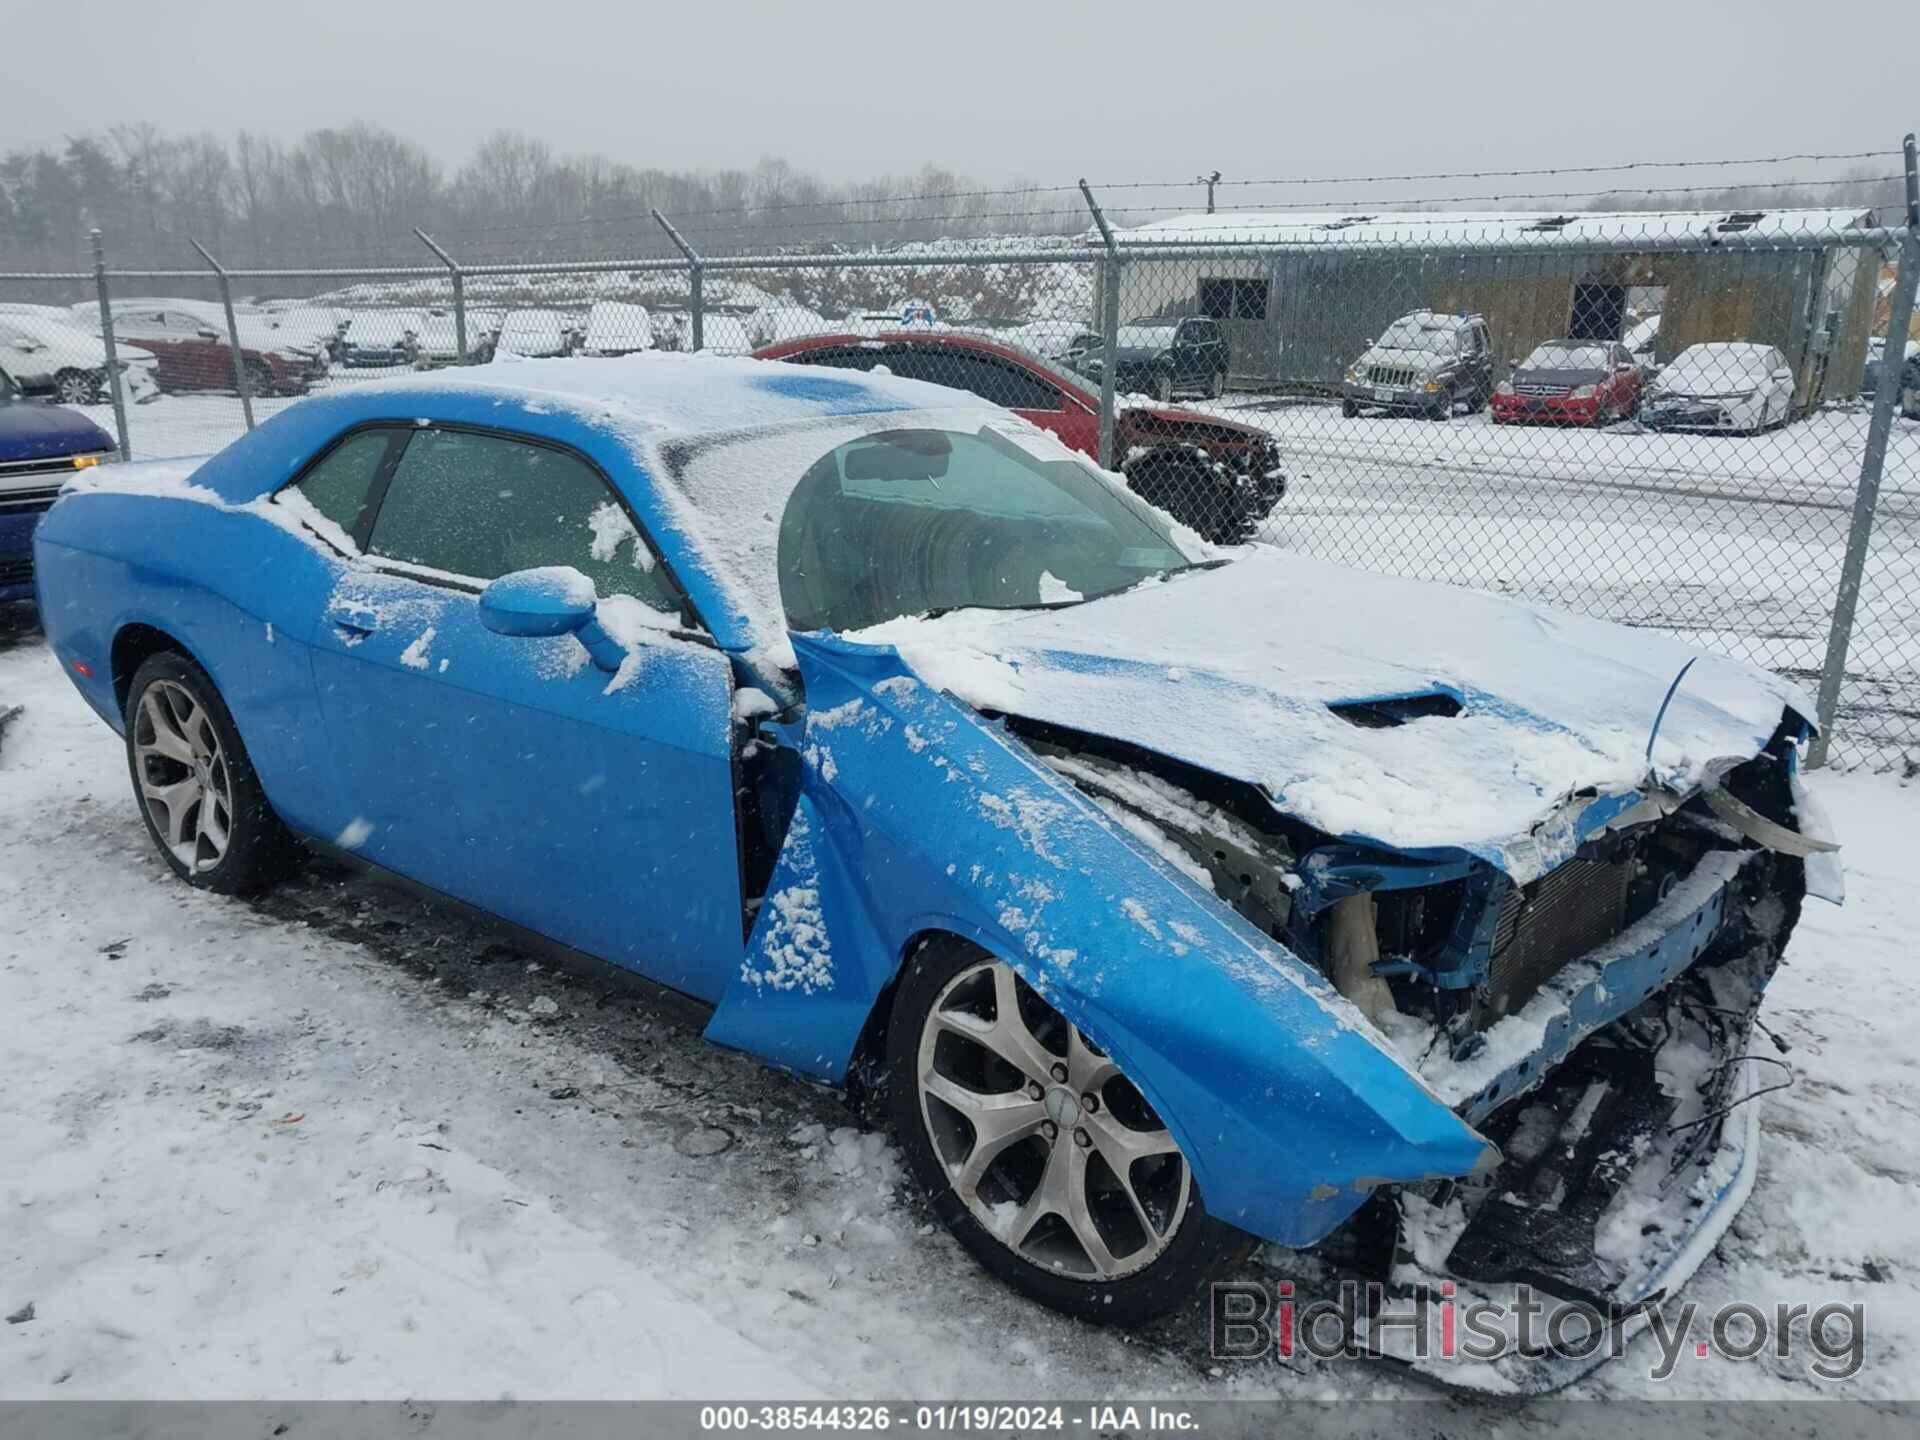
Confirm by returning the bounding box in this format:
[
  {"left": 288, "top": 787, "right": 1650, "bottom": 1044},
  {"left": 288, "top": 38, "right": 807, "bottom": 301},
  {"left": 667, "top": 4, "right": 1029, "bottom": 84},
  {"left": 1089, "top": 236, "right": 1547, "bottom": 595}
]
[{"left": 705, "top": 633, "right": 1493, "bottom": 1247}]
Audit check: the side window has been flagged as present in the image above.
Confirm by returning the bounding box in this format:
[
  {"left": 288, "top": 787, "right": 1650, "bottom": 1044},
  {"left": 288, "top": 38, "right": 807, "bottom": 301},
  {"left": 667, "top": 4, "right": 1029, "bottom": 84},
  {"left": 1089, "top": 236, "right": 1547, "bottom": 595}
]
[
  {"left": 288, "top": 428, "right": 403, "bottom": 543},
  {"left": 782, "top": 345, "right": 879, "bottom": 372},
  {"left": 892, "top": 347, "right": 1062, "bottom": 411},
  {"left": 367, "top": 428, "right": 688, "bottom": 618}
]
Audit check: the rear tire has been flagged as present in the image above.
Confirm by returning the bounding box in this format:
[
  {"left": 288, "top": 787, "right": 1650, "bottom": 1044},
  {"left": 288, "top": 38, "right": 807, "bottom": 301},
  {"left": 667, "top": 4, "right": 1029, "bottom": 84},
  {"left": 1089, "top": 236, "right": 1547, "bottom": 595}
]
[
  {"left": 123, "top": 652, "right": 298, "bottom": 896},
  {"left": 1341, "top": 398, "right": 1359, "bottom": 418},
  {"left": 243, "top": 359, "right": 274, "bottom": 398},
  {"left": 886, "top": 935, "right": 1249, "bottom": 1327},
  {"left": 1206, "top": 368, "right": 1226, "bottom": 400},
  {"left": 1151, "top": 372, "right": 1174, "bottom": 403}
]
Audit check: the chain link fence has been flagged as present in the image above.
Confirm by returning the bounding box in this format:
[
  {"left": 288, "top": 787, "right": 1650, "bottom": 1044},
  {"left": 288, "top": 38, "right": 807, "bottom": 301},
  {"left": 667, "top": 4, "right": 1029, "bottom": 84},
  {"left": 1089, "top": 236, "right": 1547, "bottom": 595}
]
[{"left": 4, "top": 151, "right": 1916, "bottom": 772}]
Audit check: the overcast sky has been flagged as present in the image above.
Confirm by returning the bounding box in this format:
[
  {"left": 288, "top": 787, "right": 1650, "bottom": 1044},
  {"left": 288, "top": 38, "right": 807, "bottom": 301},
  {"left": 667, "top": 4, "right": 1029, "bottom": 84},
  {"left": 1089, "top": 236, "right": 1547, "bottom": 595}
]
[{"left": 14, "top": 1, "right": 1919, "bottom": 196}]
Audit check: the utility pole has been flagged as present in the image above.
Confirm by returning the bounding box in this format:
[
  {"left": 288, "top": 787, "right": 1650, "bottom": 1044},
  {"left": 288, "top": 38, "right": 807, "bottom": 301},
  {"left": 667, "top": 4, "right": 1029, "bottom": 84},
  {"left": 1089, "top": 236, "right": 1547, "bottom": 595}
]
[{"left": 1197, "top": 170, "right": 1221, "bottom": 214}]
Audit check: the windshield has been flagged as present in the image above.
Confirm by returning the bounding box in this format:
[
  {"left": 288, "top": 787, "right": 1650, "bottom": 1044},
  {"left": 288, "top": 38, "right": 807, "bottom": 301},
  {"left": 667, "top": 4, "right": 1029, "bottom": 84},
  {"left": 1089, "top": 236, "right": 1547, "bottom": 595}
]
[
  {"left": 1116, "top": 322, "right": 1178, "bottom": 348},
  {"left": 776, "top": 425, "right": 1199, "bottom": 633},
  {"left": 502, "top": 312, "right": 562, "bottom": 340},
  {"left": 1520, "top": 342, "right": 1610, "bottom": 371},
  {"left": 346, "top": 313, "right": 416, "bottom": 342},
  {"left": 1376, "top": 318, "right": 1457, "bottom": 353},
  {"left": 1664, "top": 346, "right": 1774, "bottom": 388}
]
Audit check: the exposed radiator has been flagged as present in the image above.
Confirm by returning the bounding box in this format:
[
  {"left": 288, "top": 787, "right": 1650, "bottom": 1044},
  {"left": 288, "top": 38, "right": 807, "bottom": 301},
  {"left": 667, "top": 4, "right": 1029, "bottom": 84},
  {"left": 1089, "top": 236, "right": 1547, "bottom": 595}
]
[{"left": 1485, "top": 856, "right": 1635, "bottom": 1020}]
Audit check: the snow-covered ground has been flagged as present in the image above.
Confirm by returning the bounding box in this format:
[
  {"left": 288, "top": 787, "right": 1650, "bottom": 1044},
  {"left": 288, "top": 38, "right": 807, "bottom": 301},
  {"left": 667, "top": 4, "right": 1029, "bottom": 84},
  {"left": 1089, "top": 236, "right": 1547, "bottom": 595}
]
[{"left": 2, "top": 614, "right": 1916, "bottom": 1413}]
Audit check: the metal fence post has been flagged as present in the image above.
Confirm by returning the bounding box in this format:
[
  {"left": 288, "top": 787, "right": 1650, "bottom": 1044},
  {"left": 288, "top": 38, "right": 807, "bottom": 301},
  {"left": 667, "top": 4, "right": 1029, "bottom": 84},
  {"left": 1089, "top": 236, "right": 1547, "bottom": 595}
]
[
  {"left": 189, "top": 238, "right": 254, "bottom": 430},
  {"left": 1079, "top": 180, "right": 1121, "bottom": 469},
  {"left": 414, "top": 228, "right": 466, "bottom": 363},
  {"left": 652, "top": 209, "right": 703, "bottom": 351},
  {"left": 89, "top": 228, "right": 131, "bottom": 462},
  {"left": 1809, "top": 132, "right": 1920, "bottom": 767}
]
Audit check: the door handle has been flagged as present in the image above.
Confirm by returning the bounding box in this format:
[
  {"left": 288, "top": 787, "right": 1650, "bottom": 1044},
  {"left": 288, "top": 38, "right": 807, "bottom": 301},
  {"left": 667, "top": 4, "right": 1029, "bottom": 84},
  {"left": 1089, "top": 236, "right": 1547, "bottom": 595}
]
[{"left": 327, "top": 602, "right": 379, "bottom": 638}]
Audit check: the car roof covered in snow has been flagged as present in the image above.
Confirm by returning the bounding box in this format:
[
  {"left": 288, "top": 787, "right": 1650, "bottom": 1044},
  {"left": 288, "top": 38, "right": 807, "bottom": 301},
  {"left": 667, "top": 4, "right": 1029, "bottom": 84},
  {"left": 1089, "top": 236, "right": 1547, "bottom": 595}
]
[
  {"left": 178, "top": 352, "right": 970, "bottom": 504},
  {"left": 1109, "top": 207, "right": 1875, "bottom": 248}
]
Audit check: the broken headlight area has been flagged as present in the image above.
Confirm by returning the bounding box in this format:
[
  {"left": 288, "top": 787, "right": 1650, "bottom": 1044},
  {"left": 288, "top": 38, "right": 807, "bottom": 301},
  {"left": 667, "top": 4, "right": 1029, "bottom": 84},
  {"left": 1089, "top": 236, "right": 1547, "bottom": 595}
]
[
  {"left": 1013, "top": 714, "right": 1812, "bottom": 1079},
  {"left": 1019, "top": 727, "right": 1301, "bottom": 940}
]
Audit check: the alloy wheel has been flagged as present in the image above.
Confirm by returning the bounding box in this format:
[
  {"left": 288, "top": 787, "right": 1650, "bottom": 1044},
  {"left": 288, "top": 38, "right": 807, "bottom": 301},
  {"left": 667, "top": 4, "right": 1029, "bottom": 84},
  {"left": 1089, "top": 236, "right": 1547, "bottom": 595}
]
[
  {"left": 55, "top": 371, "right": 97, "bottom": 405},
  {"left": 915, "top": 958, "right": 1191, "bottom": 1279},
  {"left": 133, "top": 680, "right": 233, "bottom": 873}
]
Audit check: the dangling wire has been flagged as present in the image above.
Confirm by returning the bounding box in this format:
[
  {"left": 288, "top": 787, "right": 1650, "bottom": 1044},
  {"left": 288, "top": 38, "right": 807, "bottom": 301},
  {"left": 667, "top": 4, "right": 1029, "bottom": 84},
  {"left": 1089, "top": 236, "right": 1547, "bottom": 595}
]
[{"left": 1668, "top": 1053, "right": 1795, "bottom": 1135}]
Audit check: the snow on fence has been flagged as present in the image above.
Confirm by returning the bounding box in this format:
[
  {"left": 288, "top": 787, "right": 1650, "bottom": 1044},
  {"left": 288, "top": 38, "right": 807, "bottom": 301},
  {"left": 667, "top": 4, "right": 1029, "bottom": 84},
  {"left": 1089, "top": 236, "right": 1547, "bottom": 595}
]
[{"left": 4, "top": 157, "right": 1917, "bottom": 773}]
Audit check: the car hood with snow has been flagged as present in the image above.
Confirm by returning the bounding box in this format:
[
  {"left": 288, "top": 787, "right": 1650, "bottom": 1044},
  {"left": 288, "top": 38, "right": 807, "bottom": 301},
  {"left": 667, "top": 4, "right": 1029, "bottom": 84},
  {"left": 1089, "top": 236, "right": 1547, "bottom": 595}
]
[
  {"left": 849, "top": 546, "right": 1807, "bottom": 880},
  {"left": 1353, "top": 343, "right": 1452, "bottom": 375}
]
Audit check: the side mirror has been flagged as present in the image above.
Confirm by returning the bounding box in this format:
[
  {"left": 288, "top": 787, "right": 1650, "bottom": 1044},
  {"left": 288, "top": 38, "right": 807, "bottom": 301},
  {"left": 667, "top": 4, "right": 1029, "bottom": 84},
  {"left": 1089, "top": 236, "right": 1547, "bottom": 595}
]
[{"left": 479, "top": 566, "right": 626, "bottom": 672}]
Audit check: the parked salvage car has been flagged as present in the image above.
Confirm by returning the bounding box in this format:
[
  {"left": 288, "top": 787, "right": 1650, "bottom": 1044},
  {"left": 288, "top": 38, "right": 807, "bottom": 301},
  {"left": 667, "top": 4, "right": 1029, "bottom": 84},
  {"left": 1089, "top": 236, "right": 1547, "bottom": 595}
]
[
  {"left": 1640, "top": 343, "right": 1797, "bottom": 435},
  {"left": 88, "top": 301, "right": 314, "bottom": 396},
  {"left": 414, "top": 311, "right": 498, "bottom": 367},
  {"left": 1072, "top": 316, "right": 1230, "bottom": 401},
  {"left": 755, "top": 329, "right": 1282, "bottom": 543},
  {"left": 340, "top": 311, "right": 423, "bottom": 369},
  {"left": 1491, "top": 339, "right": 1644, "bottom": 426},
  {"left": 0, "top": 317, "right": 160, "bottom": 405},
  {"left": 1, "top": 369, "right": 115, "bottom": 603},
  {"left": 580, "top": 301, "right": 654, "bottom": 357},
  {"left": 495, "top": 308, "right": 572, "bottom": 359},
  {"left": 1861, "top": 336, "right": 1920, "bottom": 398},
  {"left": 33, "top": 356, "right": 1837, "bottom": 1390},
  {"left": 1342, "top": 311, "right": 1494, "bottom": 419}
]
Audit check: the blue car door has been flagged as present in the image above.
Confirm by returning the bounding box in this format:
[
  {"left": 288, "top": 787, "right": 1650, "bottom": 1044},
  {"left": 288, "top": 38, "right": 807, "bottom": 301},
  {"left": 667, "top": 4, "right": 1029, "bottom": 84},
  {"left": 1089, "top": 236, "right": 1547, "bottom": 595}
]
[{"left": 303, "top": 423, "right": 746, "bottom": 1001}]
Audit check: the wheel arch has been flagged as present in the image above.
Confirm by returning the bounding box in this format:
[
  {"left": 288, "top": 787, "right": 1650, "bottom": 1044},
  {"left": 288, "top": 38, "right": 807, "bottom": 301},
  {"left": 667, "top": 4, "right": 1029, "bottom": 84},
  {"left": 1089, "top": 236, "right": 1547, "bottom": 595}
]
[
  {"left": 112, "top": 621, "right": 210, "bottom": 716},
  {"left": 842, "top": 925, "right": 986, "bottom": 1123}
]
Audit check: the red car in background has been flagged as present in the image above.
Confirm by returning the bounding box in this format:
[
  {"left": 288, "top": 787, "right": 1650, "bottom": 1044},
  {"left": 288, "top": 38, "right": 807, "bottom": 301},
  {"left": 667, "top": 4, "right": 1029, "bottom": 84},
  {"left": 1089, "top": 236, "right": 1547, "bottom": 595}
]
[
  {"left": 99, "top": 302, "right": 316, "bottom": 398},
  {"left": 753, "top": 330, "right": 1286, "bottom": 543},
  {"left": 1491, "top": 338, "right": 1645, "bottom": 426}
]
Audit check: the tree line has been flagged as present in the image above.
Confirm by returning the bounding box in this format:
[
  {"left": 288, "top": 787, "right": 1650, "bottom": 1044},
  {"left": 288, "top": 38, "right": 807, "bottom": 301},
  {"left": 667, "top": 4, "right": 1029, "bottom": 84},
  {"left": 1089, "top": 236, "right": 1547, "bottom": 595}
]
[{"left": 0, "top": 123, "right": 1072, "bottom": 273}]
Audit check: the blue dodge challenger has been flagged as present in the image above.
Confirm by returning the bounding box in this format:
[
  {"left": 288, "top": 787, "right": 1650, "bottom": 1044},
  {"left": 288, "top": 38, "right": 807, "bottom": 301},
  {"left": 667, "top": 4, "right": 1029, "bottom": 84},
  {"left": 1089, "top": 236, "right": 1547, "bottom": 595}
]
[{"left": 34, "top": 354, "right": 1839, "bottom": 1388}]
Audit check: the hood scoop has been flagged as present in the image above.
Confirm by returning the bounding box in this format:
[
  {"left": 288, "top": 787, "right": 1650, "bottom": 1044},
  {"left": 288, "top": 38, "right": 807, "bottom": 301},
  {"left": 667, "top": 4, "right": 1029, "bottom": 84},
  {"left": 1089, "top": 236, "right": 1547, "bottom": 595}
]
[{"left": 1328, "top": 691, "right": 1464, "bottom": 729}]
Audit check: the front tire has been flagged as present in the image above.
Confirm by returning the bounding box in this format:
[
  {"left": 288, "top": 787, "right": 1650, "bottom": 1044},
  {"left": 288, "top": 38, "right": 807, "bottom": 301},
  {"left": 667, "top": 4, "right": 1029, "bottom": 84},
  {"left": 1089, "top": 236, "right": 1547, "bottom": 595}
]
[
  {"left": 54, "top": 369, "right": 100, "bottom": 405},
  {"left": 1206, "top": 368, "right": 1226, "bottom": 400},
  {"left": 124, "top": 652, "right": 297, "bottom": 895},
  {"left": 1151, "top": 372, "right": 1174, "bottom": 403},
  {"left": 886, "top": 937, "right": 1246, "bottom": 1326}
]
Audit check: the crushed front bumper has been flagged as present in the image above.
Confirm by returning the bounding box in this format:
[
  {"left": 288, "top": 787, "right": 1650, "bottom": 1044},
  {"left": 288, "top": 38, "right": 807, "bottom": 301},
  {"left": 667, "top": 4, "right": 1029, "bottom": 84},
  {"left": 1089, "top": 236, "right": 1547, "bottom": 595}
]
[{"left": 1354, "top": 851, "right": 1798, "bottom": 1392}]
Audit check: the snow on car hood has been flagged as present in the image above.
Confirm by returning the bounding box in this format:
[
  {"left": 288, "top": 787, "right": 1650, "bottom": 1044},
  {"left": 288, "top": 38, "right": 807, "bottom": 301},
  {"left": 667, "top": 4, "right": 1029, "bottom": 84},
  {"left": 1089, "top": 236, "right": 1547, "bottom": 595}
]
[
  {"left": 847, "top": 547, "right": 1809, "bottom": 879},
  {"left": 1356, "top": 344, "right": 1450, "bottom": 373}
]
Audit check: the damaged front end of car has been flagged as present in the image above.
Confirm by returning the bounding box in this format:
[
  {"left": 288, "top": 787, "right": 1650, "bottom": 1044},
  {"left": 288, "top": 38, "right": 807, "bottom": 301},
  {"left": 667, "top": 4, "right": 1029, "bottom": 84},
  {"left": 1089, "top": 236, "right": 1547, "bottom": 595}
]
[
  {"left": 1009, "top": 706, "right": 1835, "bottom": 1391},
  {"left": 706, "top": 630, "right": 1835, "bottom": 1391}
]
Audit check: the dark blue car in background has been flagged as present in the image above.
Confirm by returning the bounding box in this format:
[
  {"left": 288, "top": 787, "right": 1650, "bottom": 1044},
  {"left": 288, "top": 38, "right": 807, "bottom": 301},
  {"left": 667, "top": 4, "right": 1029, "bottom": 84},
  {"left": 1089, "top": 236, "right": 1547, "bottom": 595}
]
[{"left": 0, "top": 368, "right": 116, "bottom": 604}]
